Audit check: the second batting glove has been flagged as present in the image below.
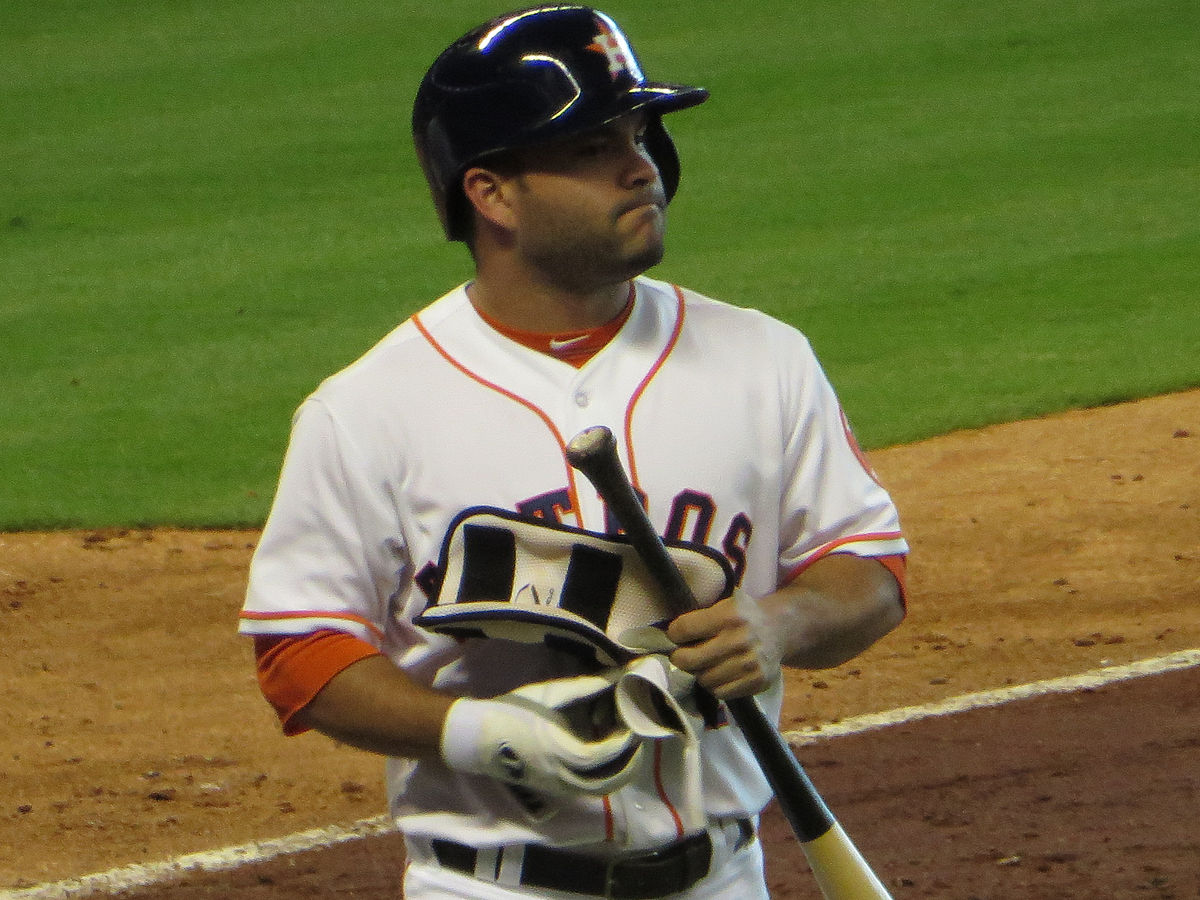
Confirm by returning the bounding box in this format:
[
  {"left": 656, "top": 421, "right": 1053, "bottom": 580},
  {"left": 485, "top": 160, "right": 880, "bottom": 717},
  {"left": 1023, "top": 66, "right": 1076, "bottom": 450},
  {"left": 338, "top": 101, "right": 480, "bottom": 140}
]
[{"left": 440, "top": 679, "right": 641, "bottom": 799}]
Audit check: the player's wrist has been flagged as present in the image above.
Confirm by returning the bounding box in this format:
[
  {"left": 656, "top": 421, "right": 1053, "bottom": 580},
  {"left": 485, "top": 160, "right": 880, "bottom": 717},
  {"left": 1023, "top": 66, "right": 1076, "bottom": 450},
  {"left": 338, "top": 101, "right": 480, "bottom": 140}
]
[{"left": 440, "top": 697, "right": 488, "bottom": 772}]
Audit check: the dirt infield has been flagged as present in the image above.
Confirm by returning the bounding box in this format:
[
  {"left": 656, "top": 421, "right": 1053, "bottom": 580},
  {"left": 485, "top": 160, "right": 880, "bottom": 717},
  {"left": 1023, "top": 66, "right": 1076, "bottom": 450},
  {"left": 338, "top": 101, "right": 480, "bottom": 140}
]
[
  {"left": 2, "top": 389, "right": 1197, "bottom": 897},
  {"left": 79, "top": 663, "right": 1200, "bottom": 899}
]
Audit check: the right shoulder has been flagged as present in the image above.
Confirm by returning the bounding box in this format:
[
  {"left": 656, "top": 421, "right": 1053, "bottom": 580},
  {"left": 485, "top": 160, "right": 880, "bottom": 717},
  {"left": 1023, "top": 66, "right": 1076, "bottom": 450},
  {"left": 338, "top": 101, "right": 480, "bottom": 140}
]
[{"left": 309, "top": 284, "right": 473, "bottom": 402}]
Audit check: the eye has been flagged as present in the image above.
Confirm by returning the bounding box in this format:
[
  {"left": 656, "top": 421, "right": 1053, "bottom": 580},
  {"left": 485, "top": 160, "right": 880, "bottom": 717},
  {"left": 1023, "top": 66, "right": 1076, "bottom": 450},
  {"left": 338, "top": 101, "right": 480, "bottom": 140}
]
[{"left": 576, "top": 138, "right": 610, "bottom": 158}]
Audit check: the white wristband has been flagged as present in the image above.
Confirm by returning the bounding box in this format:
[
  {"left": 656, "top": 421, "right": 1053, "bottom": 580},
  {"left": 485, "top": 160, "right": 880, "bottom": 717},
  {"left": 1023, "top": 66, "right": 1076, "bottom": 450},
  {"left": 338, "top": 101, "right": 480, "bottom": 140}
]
[{"left": 440, "top": 698, "right": 486, "bottom": 772}]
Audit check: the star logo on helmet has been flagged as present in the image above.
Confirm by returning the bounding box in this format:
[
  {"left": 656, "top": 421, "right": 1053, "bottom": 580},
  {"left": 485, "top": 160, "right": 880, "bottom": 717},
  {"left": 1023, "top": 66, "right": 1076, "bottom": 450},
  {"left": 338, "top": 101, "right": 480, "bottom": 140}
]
[{"left": 585, "top": 18, "right": 642, "bottom": 82}]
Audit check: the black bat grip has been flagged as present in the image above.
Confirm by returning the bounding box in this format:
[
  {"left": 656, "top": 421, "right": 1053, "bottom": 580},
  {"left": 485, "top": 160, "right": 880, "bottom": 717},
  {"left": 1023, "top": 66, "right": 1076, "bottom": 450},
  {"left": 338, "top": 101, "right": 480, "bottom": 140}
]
[
  {"left": 566, "top": 427, "right": 837, "bottom": 844},
  {"left": 725, "top": 697, "right": 834, "bottom": 842}
]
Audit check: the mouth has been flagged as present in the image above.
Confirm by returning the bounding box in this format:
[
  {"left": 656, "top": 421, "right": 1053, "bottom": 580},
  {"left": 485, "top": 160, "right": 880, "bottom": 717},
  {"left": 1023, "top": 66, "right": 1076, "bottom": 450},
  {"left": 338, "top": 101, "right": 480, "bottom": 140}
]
[{"left": 616, "top": 195, "right": 666, "bottom": 221}]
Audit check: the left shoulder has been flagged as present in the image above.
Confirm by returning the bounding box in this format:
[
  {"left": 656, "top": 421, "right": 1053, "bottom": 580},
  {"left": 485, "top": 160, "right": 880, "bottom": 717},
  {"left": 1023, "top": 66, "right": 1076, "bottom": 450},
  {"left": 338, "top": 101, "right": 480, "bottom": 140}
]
[{"left": 636, "top": 276, "right": 814, "bottom": 352}]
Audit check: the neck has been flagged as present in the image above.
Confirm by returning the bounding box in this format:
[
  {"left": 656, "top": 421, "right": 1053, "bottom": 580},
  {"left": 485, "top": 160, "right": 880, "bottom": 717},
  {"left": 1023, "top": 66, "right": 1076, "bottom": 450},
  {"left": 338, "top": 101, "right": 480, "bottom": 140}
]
[{"left": 467, "top": 261, "right": 634, "bottom": 333}]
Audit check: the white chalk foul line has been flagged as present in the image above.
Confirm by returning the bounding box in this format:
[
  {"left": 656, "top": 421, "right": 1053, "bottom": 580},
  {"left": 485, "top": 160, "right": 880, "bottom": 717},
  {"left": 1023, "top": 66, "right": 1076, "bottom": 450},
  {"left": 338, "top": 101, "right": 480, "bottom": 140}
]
[
  {"left": 784, "top": 646, "right": 1200, "bottom": 745},
  {"left": 0, "top": 817, "right": 395, "bottom": 899},
  {"left": 5, "top": 647, "right": 1197, "bottom": 899}
]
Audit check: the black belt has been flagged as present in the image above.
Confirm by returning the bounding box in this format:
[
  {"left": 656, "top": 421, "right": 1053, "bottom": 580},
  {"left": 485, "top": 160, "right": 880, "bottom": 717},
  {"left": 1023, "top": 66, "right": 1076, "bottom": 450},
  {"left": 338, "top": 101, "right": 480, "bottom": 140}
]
[{"left": 430, "top": 819, "right": 753, "bottom": 899}]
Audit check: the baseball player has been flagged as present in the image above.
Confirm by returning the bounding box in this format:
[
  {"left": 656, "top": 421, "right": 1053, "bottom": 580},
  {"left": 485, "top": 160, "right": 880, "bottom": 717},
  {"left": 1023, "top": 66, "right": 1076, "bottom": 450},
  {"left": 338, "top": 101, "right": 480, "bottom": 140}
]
[{"left": 240, "top": 6, "right": 908, "bottom": 899}]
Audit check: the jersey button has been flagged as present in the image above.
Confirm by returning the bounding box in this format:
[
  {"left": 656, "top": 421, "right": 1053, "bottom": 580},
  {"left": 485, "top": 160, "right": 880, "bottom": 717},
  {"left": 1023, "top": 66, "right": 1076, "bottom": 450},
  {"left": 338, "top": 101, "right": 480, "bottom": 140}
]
[{"left": 574, "top": 390, "right": 590, "bottom": 408}]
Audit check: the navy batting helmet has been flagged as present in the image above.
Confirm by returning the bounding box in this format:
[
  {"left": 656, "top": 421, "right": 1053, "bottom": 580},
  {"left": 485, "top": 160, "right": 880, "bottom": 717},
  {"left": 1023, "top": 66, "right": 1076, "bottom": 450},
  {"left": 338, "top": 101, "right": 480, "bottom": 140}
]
[{"left": 412, "top": 6, "right": 709, "bottom": 241}]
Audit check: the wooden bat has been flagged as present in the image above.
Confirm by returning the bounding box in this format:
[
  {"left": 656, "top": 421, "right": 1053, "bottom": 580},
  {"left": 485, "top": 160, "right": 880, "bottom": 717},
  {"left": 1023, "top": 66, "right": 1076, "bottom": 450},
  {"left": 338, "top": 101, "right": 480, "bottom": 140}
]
[{"left": 566, "top": 425, "right": 893, "bottom": 899}]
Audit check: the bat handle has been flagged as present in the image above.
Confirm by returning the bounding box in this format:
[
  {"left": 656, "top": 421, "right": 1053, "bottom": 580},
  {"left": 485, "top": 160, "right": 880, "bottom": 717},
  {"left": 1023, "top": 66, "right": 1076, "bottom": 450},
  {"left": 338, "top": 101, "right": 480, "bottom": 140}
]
[
  {"left": 726, "top": 696, "right": 834, "bottom": 842},
  {"left": 731, "top": 699, "right": 893, "bottom": 897}
]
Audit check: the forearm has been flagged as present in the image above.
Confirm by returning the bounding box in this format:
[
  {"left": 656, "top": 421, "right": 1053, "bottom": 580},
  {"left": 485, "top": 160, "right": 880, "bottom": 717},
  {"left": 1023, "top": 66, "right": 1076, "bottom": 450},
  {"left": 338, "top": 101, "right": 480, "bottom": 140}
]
[
  {"left": 297, "top": 654, "right": 455, "bottom": 759},
  {"left": 764, "top": 553, "right": 904, "bottom": 670},
  {"left": 300, "top": 654, "right": 651, "bottom": 801}
]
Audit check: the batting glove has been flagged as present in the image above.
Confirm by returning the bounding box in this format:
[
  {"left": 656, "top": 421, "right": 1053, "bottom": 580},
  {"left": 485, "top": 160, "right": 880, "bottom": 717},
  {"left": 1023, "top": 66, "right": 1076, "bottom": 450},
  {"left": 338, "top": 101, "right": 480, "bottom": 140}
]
[
  {"left": 441, "top": 676, "right": 641, "bottom": 799},
  {"left": 613, "top": 654, "right": 703, "bottom": 740}
]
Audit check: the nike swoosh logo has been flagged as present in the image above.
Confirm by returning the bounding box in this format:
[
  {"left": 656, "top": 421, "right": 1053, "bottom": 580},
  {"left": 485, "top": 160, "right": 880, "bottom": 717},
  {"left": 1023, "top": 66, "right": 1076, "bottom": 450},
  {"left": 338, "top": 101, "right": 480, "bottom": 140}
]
[{"left": 549, "top": 335, "right": 590, "bottom": 352}]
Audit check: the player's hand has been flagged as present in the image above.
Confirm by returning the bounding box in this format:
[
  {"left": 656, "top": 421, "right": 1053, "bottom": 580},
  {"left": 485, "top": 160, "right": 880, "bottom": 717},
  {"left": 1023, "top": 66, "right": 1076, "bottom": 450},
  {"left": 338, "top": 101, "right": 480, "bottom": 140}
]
[
  {"left": 665, "top": 588, "right": 784, "bottom": 700},
  {"left": 440, "top": 681, "right": 640, "bottom": 799}
]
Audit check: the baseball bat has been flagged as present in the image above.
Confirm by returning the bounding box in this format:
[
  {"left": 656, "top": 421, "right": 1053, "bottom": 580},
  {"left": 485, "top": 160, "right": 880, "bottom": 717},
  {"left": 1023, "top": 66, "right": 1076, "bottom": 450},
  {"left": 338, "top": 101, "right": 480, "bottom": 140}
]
[{"left": 566, "top": 426, "right": 892, "bottom": 900}]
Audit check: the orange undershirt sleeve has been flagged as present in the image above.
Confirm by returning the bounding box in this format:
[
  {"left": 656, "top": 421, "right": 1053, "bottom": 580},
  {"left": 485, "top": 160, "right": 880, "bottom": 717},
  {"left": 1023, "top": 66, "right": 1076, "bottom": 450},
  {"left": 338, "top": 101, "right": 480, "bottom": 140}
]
[
  {"left": 253, "top": 630, "right": 383, "bottom": 736},
  {"left": 877, "top": 554, "right": 909, "bottom": 611}
]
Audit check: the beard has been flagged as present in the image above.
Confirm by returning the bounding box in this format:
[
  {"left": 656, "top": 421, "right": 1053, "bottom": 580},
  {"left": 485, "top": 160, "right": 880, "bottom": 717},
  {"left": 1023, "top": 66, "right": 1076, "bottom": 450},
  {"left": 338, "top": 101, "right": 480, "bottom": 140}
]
[{"left": 518, "top": 201, "right": 667, "bottom": 295}]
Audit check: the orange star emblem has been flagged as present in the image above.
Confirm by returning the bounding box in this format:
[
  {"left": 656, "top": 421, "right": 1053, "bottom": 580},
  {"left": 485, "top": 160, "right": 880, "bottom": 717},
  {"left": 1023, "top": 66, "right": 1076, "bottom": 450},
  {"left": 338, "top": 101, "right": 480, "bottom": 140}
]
[{"left": 585, "top": 22, "right": 640, "bottom": 81}]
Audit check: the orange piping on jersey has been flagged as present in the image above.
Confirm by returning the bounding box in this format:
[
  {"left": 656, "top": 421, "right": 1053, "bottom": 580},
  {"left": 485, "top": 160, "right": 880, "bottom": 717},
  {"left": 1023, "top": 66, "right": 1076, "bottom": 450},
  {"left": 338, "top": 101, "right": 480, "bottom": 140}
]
[
  {"left": 839, "top": 406, "right": 887, "bottom": 487},
  {"left": 652, "top": 740, "right": 687, "bottom": 839},
  {"left": 622, "top": 285, "right": 686, "bottom": 488},
  {"left": 413, "top": 313, "right": 583, "bottom": 519},
  {"left": 784, "top": 533, "right": 906, "bottom": 580},
  {"left": 602, "top": 795, "right": 615, "bottom": 842},
  {"left": 239, "top": 609, "right": 386, "bottom": 642}
]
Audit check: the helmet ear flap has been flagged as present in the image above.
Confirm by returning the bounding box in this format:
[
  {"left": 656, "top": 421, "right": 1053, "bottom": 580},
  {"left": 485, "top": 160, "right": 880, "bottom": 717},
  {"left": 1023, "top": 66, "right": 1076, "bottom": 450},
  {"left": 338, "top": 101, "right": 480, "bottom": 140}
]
[{"left": 643, "top": 116, "right": 681, "bottom": 203}]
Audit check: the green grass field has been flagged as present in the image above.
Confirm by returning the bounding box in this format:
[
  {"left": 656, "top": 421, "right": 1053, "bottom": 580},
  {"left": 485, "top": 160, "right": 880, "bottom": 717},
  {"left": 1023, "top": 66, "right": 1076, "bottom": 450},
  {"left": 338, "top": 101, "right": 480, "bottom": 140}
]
[{"left": 3, "top": 1, "right": 1197, "bottom": 529}]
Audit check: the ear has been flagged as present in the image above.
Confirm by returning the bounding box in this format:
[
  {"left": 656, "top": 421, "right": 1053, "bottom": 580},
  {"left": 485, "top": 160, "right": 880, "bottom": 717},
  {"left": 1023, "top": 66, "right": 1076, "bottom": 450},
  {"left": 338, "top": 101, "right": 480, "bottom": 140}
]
[{"left": 461, "top": 166, "right": 520, "bottom": 233}]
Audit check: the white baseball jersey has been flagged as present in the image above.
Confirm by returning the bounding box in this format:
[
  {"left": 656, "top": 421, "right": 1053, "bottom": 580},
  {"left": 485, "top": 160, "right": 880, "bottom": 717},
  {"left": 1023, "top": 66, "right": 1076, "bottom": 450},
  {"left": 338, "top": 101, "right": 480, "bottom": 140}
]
[{"left": 240, "top": 274, "right": 907, "bottom": 851}]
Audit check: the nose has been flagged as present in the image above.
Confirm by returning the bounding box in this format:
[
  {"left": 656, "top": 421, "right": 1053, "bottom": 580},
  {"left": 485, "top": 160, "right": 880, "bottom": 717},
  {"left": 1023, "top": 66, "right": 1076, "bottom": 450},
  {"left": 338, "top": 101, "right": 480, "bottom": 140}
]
[{"left": 622, "top": 136, "right": 660, "bottom": 190}]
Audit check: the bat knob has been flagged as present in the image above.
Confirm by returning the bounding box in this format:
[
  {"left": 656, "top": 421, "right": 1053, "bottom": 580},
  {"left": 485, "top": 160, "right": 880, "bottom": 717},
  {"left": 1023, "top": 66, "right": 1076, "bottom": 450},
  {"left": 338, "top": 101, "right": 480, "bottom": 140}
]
[{"left": 566, "top": 426, "right": 616, "bottom": 468}]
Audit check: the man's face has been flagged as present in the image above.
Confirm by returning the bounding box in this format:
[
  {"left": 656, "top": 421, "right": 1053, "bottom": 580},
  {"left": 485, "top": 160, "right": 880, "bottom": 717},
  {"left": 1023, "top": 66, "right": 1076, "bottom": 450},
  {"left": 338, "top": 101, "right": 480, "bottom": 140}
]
[{"left": 503, "top": 112, "right": 668, "bottom": 293}]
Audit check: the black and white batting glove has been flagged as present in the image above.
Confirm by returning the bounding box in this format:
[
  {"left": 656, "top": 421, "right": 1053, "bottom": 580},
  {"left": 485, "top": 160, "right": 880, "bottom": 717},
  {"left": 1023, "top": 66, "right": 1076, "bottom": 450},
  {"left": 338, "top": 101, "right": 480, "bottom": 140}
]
[{"left": 441, "top": 676, "right": 642, "bottom": 798}]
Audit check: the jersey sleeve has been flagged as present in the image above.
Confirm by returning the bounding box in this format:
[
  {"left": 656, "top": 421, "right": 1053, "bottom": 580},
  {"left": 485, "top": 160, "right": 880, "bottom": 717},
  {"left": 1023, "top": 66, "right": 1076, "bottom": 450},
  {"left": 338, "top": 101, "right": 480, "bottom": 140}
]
[
  {"left": 254, "top": 630, "right": 383, "bottom": 735},
  {"left": 776, "top": 334, "right": 908, "bottom": 586},
  {"left": 239, "top": 397, "right": 404, "bottom": 644}
]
